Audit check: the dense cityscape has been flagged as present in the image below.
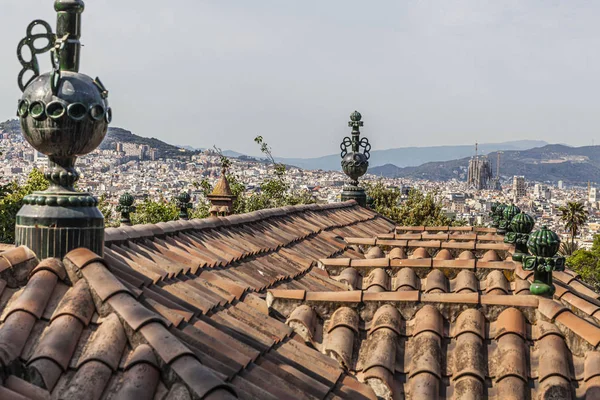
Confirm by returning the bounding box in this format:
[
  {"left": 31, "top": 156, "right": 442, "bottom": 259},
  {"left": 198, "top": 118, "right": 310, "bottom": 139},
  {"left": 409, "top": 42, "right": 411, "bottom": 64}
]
[{"left": 2, "top": 123, "right": 598, "bottom": 248}]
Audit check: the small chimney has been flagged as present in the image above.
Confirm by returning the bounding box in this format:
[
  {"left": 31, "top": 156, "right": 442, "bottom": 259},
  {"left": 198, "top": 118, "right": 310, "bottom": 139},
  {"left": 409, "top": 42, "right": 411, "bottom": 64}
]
[{"left": 207, "top": 168, "right": 236, "bottom": 217}]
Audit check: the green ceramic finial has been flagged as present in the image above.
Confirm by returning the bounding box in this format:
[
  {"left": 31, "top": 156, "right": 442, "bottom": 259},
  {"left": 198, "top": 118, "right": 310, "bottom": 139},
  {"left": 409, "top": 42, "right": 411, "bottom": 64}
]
[
  {"left": 116, "top": 192, "right": 136, "bottom": 226},
  {"left": 522, "top": 226, "right": 565, "bottom": 296},
  {"left": 504, "top": 211, "right": 535, "bottom": 261},
  {"left": 176, "top": 191, "right": 192, "bottom": 220},
  {"left": 498, "top": 203, "right": 520, "bottom": 234}
]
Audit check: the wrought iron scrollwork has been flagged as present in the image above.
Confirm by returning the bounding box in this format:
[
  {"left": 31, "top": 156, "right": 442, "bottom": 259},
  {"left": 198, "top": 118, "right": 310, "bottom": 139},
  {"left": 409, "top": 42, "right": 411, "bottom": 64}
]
[
  {"left": 340, "top": 137, "right": 352, "bottom": 158},
  {"left": 17, "top": 20, "right": 55, "bottom": 92}
]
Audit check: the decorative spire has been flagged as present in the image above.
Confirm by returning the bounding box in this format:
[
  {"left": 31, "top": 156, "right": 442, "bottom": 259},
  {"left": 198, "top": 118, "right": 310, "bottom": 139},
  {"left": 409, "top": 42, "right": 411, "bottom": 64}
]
[
  {"left": 521, "top": 226, "right": 565, "bottom": 296},
  {"left": 116, "top": 193, "right": 136, "bottom": 226},
  {"left": 176, "top": 191, "right": 192, "bottom": 220},
  {"left": 14, "top": 0, "right": 110, "bottom": 259},
  {"left": 340, "top": 111, "right": 371, "bottom": 207},
  {"left": 497, "top": 203, "right": 520, "bottom": 234}
]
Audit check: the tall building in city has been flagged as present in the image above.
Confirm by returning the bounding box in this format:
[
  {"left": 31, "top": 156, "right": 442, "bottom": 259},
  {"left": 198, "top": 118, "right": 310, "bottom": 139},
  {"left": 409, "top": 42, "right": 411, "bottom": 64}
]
[
  {"left": 590, "top": 187, "right": 597, "bottom": 203},
  {"left": 467, "top": 144, "right": 493, "bottom": 190},
  {"left": 558, "top": 180, "right": 564, "bottom": 190},
  {"left": 513, "top": 176, "right": 526, "bottom": 200}
]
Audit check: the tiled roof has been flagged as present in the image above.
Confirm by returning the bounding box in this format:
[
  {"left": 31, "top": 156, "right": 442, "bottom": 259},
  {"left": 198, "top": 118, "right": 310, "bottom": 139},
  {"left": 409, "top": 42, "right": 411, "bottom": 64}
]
[
  {"left": 268, "top": 227, "right": 600, "bottom": 399},
  {"left": 0, "top": 201, "right": 395, "bottom": 399},
  {"left": 1, "top": 201, "right": 598, "bottom": 399}
]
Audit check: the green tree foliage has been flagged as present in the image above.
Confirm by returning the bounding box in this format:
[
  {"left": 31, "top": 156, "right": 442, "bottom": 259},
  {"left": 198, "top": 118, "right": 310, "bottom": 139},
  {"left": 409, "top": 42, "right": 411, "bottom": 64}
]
[
  {"left": 558, "top": 201, "right": 589, "bottom": 246},
  {"left": 130, "top": 197, "right": 179, "bottom": 225},
  {"left": 365, "top": 182, "right": 463, "bottom": 226},
  {"left": 0, "top": 169, "right": 49, "bottom": 243},
  {"left": 566, "top": 235, "right": 600, "bottom": 291}
]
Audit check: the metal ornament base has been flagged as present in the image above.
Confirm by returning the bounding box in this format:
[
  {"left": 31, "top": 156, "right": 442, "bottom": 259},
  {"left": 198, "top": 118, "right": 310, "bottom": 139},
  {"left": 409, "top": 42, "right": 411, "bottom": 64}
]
[
  {"left": 341, "top": 185, "right": 367, "bottom": 207},
  {"left": 15, "top": 191, "right": 104, "bottom": 260}
]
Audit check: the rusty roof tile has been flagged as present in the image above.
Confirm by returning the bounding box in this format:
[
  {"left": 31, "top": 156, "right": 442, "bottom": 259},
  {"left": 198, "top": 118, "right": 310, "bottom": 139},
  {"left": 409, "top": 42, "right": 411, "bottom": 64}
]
[
  {"left": 80, "top": 262, "right": 132, "bottom": 302},
  {"left": 77, "top": 313, "right": 126, "bottom": 372},
  {"left": 363, "top": 291, "right": 420, "bottom": 302},
  {"left": 513, "top": 278, "right": 531, "bottom": 295},
  {"left": 537, "top": 334, "right": 571, "bottom": 383},
  {"left": 365, "top": 247, "right": 385, "bottom": 259},
  {"left": 422, "top": 292, "right": 479, "bottom": 305},
  {"left": 51, "top": 279, "right": 95, "bottom": 326},
  {"left": 394, "top": 268, "right": 420, "bottom": 291},
  {"left": 2, "top": 270, "right": 57, "bottom": 321},
  {"left": 0, "top": 311, "right": 37, "bottom": 366},
  {"left": 584, "top": 352, "right": 600, "bottom": 382},
  {"left": 538, "top": 375, "right": 572, "bottom": 399},
  {"left": 123, "top": 343, "right": 158, "bottom": 370},
  {"left": 326, "top": 325, "right": 355, "bottom": 369},
  {"left": 480, "top": 294, "right": 538, "bottom": 308},
  {"left": 305, "top": 291, "right": 362, "bottom": 303},
  {"left": 4, "top": 375, "right": 50, "bottom": 400},
  {"left": 320, "top": 258, "right": 351, "bottom": 267},
  {"left": 441, "top": 241, "right": 476, "bottom": 250},
  {"left": 424, "top": 269, "right": 448, "bottom": 293},
  {"left": 64, "top": 248, "right": 104, "bottom": 271},
  {"left": 485, "top": 270, "right": 510, "bottom": 295},
  {"left": 269, "top": 289, "right": 306, "bottom": 300},
  {"left": 337, "top": 268, "right": 360, "bottom": 289},
  {"left": 555, "top": 311, "right": 600, "bottom": 347},
  {"left": 458, "top": 250, "right": 476, "bottom": 260},
  {"left": 287, "top": 305, "right": 317, "bottom": 341},
  {"left": 411, "top": 305, "right": 443, "bottom": 338},
  {"left": 454, "top": 308, "right": 485, "bottom": 339},
  {"left": 495, "top": 334, "right": 528, "bottom": 386},
  {"left": 480, "top": 250, "right": 501, "bottom": 262},
  {"left": 113, "top": 358, "right": 160, "bottom": 399},
  {"left": 170, "top": 354, "right": 235, "bottom": 399},
  {"left": 435, "top": 249, "right": 453, "bottom": 260},
  {"left": 29, "top": 259, "right": 66, "bottom": 281},
  {"left": 453, "top": 331, "right": 486, "bottom": 383},
  {"left": 561, "top": 292, "right": 600, "bottom": 316},
  {"left": 388, "top": 247, "right": 406, "bottom": 260},
  {"left": 494, "top": 308, "right": 526, "bottom": 340},
  {"left": 29, "top": 314, "right": 84, "bottom": 370},
  {"left": 410, "top": 247, "right": 430, "bottom": 259},
  {"left": 364, "top": 268, "right": 390, "bottom": 291},
  {"left": 108, "top": 293, "right": 168, "bottom": 331},
  {"left": 539, "top": 298, "right": 569, "bottom": 320},
  {"left": 350, "top": 258, "right": 390, "bottom": 268},
  {"left": 56, "top": 360, "right": 113, "bottom": 400},
  {"left": 370, "top": 305, "right": 402, "bottom": 335},
  {"left": 452, "top": 270, "right": 479, "bottom": 293},
  {"left": 138, "top": 322, "right": 194, "bottom": 364}
]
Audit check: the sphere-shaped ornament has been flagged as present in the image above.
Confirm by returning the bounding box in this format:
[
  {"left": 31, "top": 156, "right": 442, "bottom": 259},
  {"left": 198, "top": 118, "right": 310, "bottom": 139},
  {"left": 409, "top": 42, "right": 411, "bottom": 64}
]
[
  {"left": 527, "top": 226, "right": 561, "bottom": 257},
  {"left": 119, "top": 192, "right": 134, "bottom": 207},
  {"left": 510, "top": 212, "right": 535, "bottom": 234},
  {"left": 18, "top": 71, "right": 110, "bottom": 157},
  {"left": 177, "top": 191, "right": 191, "bottom": 204},
  {"left": 350, "top": 110, "right": 362, "bottom": 122},
  {"left": 503, "top": 204, "right": 521, "bottom": 222},
  {"left": 495, "top": 203, "right": 507, "bottom": 217},
  {"left": 341, "top": 152, "right": 369, "bottom": 182}
]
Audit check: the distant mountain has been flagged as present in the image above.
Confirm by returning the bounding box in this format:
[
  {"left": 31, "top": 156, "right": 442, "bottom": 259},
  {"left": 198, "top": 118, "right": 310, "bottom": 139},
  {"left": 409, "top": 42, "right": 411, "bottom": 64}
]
[
  {"left": 99, "top": 127, "right": 196, "bottom": 157},
  {"left": 0, "top": 119, "right": 21, "bottom": 134},
  {"left": 275, "top": 140, "right": 548, "bottom": 171},
  {"left": 178, "top": 145, "right": 244, "bottom": 158},
  {"left": 370, "top": 144, "right": 600, "bottom": 185}
]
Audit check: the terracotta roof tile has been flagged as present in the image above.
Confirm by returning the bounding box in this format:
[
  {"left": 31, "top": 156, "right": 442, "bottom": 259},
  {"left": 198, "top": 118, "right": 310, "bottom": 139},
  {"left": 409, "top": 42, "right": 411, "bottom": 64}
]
[
  {"left": 537, "top": 333, "right": 571, "bottom": 383},
  {"left": 364, "top": 268, "right": 390, "bottom": 292},
  {"left": 480, "top": 250, "right": 501, "bottom": 262},
  {"left": 394, "top": 268, "right": 420, "bottom": 291},
  {"left": 539, "top": 298, "right": 569, "bottom": 320},
  {"left": 485, "top": 270, "right": 510, "bottom": 295},
  {"left": 452, "top": 270, "right": 479, "bottom": 293},
  {"left": 80, "top": 261, "right": 132, "bottom": 302},
  {"left": 365, "top": 246, "right": 385, "bottom": 259},
  {"left": 29, "top": 258, "right": 66, "bottom": 281},
  {"left": 424, "top": 269, "right": 448, "bottom": 293},
  {"left": 555, "top": 311, "right": 600, "bottom": 347},
  {"left": 51, "top": 279, "right": 94, "bottom": 326},
  {"left": 458, "top": 250, "right": 476, "bottom": 260},
  {"left": 305, "top": 291, "right": 362, "bottom": 303},
  {"left": 76, "top": 313, "right": 126, "bottom": 371},
  {"left": 388, "top": 247, "right": 407, "bottom": 260},
  {"left": 4, "top": 375, "right": 50, "bottom": 400},
  {"left": 139, "top": 322, "right": 194, "bottom": 364},
  {"left": 2, "top": 270, "right": 57, "bottom": 321},
  {"left": 287, "top": 305, "right": 317, "bottom": 341},
  {"left": 337, "top": 267, "right": 360, "bottom": 289}
]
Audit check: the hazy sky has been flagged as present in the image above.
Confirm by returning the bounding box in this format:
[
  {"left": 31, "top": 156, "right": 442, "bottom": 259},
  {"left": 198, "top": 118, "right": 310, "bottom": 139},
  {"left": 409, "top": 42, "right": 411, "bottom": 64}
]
[{"left": 2, "top": 1, "right": 600, "bottom": 157}]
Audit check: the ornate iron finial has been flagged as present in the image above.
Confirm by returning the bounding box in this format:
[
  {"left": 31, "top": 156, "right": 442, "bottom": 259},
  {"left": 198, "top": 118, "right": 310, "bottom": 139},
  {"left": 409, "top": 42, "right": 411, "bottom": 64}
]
[
  {"left": 522, "top": 226, "right": 565, "bottom": 296},
  {"left": 176, "top": 191, "right": 192, "bottom": 220},
  {"left": 14, "top": 0, "right": 110, "bottom": 259},
  {"left": 116, "top": 193, "right": 136, "bottom": 226},
  {"left": 340, "top": 111, "right": 371, "bottom": 207},
  {"left": 504, "top": 211, "right": 535, "bottom": 261}
]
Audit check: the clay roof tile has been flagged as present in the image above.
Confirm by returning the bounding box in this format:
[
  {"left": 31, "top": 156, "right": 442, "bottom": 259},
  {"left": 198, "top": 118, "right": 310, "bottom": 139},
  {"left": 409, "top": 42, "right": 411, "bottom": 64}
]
[
  {"left": 410, "top": 247, "right": 430, "bottom": 259},
  {"left": 76, "top": 313, "right": 126, "bottom": 371},
  {"left": 481, "top": 250, "right": 501, "bottom": 262},
  {"left": 394, "top": 268, "right": 419, "bottom": 291},
  {"left": 365, "top": 246, "right": 385, "bottom": 259},
  {"left": 434, "top": 249, "right": 453, "bottom": 260},
  {"left": 51, "top": 279, "right": 95, "bottom": 326},
  {"left": 494, "top": 308, "right": 526, "bottom": 340},
  {"left": 388, "top": 247, "right": 406, "bottom": 260},
  {"left": 452, "top": 270, "right": 479, "bottom": 293},
  {"left": 458, "top": 250, "right": 476, "bottom": 260},
  {"left": 424, "top": 269, "right": 448, "bottom": 293},
  {"left": 286, "top": 305, "right": 317, "bottom": 341}
]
